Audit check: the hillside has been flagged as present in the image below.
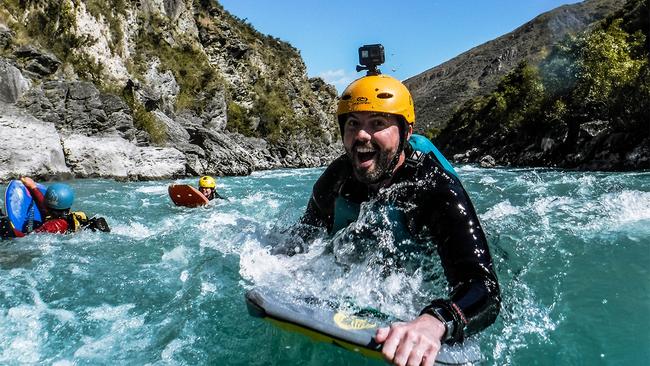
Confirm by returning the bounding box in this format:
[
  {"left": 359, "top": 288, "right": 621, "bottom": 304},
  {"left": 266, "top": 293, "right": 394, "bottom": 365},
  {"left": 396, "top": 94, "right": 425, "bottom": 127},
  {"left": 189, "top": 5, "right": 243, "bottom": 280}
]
[
  {"left": 404, "top": 0, "right": 625, "bottom": 133},
  {"left": 0, "top": 0, "right": 341, "bottom": 181},
  {"left": 435, "top": 0, "right": 649, "bottom": 171}
]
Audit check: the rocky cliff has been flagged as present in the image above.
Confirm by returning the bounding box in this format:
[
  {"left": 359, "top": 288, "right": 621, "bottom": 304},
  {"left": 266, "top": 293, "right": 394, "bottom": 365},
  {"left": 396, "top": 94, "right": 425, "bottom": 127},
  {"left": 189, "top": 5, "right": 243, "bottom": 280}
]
[
  {"left": 404, "top": 0, "right": 625, "bottom": 133},
  {"left": 0, "top": 0, "right": 341, "bottom": 182}
]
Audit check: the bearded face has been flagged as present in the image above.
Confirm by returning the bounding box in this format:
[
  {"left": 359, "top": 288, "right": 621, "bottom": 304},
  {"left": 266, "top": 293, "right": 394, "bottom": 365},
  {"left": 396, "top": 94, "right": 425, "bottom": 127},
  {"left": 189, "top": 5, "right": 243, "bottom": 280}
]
[{"left": 342, "top": 113, "right": 405, "bottom": 185}]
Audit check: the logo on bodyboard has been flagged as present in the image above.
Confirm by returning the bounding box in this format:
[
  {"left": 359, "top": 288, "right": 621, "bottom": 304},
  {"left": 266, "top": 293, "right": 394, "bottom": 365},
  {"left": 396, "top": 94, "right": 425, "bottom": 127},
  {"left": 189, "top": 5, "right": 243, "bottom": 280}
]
[{"left": 333, "top": 312, "right": 377, "bottom": 330}]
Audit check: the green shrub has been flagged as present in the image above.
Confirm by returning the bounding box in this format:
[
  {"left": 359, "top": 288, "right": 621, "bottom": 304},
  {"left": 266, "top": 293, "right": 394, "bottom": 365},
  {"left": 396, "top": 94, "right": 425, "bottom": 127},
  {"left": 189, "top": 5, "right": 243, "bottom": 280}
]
[
  {"left": 122, "top": 87, "right": 168, "bottom": 145},
  {"left": 226, "top": 101, "right": 254, "bottom": 136},
  {"left": 424, "top": 127, "right": 442, "bottom": 140}
]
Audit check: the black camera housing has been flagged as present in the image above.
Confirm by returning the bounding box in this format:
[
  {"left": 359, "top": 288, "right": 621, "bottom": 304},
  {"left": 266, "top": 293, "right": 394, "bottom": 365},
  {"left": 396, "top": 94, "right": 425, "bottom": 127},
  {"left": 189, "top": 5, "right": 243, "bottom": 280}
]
[{"left": 357, "top": 44, "right": 384, "bottom": 75}]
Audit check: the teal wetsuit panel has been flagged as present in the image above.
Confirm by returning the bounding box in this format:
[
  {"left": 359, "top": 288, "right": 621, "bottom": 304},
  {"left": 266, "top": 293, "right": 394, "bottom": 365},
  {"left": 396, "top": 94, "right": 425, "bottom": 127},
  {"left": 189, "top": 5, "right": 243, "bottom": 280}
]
[
  {"left": 332, "top": 196, "right": 411, "bottom": 244},
  {"left": 331, "top": 135, "right": 457, "bottom": 235},
  {"left": 332, "top": 196, "right": 360, "bottom": 234},
  {"left": 408, "top": 134, "right": 458, "bottom": 178}
]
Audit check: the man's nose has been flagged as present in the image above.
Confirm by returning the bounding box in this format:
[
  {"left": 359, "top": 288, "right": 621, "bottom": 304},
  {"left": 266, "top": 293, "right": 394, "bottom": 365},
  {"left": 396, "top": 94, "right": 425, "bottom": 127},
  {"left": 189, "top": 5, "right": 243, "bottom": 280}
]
[{"left": 353, "top": 125, "right": 372, "bottom": 142}]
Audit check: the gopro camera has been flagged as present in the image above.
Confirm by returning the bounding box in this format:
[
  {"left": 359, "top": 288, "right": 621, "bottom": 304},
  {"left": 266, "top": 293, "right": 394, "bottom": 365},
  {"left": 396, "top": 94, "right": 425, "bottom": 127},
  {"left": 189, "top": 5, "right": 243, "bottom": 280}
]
[{"left": 357, "top": 44, "right": 385, "bottom": 75}]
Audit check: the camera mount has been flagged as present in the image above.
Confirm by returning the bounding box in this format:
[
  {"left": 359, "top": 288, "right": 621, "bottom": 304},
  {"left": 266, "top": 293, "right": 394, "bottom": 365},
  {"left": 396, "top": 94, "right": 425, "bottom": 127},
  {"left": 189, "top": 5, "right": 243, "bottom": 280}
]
[{"left": 357, "top": 44, "right": 385, "bottom": 76}]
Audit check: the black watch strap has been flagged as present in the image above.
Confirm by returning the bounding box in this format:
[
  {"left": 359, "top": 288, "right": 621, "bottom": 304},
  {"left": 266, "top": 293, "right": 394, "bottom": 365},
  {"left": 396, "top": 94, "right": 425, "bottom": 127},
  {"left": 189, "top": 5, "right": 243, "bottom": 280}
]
[{"left": 420, "top": 305, "right": 456, "bottom": 343}]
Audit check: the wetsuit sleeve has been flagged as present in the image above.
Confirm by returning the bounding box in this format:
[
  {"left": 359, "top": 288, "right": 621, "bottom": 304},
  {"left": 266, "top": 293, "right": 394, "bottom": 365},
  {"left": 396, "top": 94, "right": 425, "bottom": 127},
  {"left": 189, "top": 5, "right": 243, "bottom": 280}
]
[
  {"left": 26, "top": 185, "right": 48, "bottom": 217},
  {"left": 214, "top": 192, "right": 227, "bottom": 200},
  {"left": 422, "top": 175, "right": 500, "bottom": 343}
]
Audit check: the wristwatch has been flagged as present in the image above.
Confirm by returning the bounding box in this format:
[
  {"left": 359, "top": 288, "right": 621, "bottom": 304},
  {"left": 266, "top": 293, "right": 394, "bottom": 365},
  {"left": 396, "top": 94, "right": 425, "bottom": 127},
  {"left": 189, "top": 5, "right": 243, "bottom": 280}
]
[{"left": 421, "top": 305, "right": 456, "bottom": 343}]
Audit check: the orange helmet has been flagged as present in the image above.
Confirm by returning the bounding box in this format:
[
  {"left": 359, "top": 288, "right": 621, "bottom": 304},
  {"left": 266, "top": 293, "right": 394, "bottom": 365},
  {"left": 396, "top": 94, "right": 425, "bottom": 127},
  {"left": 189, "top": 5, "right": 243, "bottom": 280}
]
[{"left": 337, "top": 74, "right": 415, "bottom": 126}]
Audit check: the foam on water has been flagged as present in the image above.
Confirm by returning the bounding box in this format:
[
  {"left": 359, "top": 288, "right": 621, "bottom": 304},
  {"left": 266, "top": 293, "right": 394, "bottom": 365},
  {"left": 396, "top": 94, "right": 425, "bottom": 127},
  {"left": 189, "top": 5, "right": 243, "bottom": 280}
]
[
  {"left": 135, "top": 185, "right": 169, "bottom": 195},
  {"left": 111, "top": 221, "right": 156, "bottom": 239},
  {"left": 482, "top": 200, "right": 521, "bottom": 221},
  {"left": 250, "top": 167, "right": 322, "bottom": 179},
  {"left": 599, "top": 190, "right": 650, "bottom": 225},
  {"left": 162, "top": 246, "right": 190, "bottom": 265}
]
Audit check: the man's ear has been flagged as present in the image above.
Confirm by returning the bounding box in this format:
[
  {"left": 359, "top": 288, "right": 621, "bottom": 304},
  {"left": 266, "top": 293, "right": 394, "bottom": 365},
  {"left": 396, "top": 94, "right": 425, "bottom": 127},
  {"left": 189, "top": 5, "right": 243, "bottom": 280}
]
[{"left": 406, "top": 124, "right": 413, "bottom": 140}]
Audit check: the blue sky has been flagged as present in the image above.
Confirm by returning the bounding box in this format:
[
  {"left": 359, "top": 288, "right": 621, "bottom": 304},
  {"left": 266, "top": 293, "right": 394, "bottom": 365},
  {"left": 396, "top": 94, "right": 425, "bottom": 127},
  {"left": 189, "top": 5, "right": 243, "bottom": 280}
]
[{"left": 218, "top": 0, "right": 580, "bottom": 91}]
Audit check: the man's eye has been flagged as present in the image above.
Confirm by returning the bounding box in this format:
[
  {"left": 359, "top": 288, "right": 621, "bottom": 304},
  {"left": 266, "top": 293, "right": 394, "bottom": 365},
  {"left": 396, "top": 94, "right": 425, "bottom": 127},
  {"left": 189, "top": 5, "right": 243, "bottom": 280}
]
[
  {"left": 373, "top": 119, "right": 387, "bottom": 128},
  {"left": 346, "top": 120, "right": 359, "bottom": 128}
]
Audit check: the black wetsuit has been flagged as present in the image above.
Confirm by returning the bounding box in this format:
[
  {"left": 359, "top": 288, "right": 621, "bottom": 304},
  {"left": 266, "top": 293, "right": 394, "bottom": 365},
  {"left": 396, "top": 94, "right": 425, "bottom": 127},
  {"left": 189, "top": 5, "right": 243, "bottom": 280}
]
[
  {"left": 207, "top": 191, "right": 227, "bottom": 201},
  {"left": 301, "top": 145, "right": 500, "bottom": 343}
]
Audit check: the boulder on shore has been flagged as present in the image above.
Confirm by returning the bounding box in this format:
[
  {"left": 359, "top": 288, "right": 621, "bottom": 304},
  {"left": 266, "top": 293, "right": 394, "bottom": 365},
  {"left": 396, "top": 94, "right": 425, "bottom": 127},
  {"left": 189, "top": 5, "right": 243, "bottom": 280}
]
[{"left": 0, "top": 104, "right": 71, "bottom": 181}]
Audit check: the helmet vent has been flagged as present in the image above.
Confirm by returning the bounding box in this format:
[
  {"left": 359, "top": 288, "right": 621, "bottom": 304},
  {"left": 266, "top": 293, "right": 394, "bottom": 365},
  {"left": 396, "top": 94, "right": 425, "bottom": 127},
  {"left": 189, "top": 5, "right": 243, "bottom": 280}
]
[
  {"left": 341, "top": 94, "right": 352, "bottom": 100},
  {"left": 377, "top": 92, "right": 393, "bottom": 99}
]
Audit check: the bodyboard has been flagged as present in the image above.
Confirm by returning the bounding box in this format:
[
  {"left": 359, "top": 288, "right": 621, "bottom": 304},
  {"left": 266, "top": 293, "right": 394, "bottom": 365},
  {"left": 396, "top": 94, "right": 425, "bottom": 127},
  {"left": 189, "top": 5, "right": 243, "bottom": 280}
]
[
  {"left": 168, "top": 184, "right": 209, "bottom": 207},
  {"left": 245, "top": 288, "right": 481, "bottom": 365},
  {"left": 4, "top": 180, "right": 48, "bottom": 234}
]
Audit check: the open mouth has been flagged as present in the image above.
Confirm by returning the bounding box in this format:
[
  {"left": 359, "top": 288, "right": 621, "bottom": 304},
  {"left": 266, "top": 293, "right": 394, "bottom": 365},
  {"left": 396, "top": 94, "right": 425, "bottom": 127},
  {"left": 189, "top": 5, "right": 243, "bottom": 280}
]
[{"left": 354, "top": 146, "right": 377, "bottom": 165}]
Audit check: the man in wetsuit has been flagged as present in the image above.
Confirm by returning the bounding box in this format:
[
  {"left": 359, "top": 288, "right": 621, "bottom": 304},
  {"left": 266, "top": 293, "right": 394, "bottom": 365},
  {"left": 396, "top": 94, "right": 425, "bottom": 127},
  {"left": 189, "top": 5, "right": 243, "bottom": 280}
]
[
  {"left": 300, "top": 74, "right": 500, "bottom": 366},
  {"left": 18, "top": 177, "right": 109, "bottom": 234},
  {"left": 198, "top": 176, "right": 226, "bottom": 201}
]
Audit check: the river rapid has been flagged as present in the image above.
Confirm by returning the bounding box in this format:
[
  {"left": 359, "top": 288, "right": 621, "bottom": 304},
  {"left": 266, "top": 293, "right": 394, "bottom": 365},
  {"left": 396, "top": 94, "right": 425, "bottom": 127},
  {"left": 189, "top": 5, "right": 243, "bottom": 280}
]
[{"left": 0, "top": 166, "right": 648, "bottom": 365}]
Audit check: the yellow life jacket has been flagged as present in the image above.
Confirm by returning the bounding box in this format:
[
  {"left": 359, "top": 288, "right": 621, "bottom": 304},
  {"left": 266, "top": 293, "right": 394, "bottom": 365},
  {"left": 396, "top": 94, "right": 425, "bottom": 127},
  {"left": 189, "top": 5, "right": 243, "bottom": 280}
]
[{"left": 69, "top": 211, "right": 88, "bottom": 232}]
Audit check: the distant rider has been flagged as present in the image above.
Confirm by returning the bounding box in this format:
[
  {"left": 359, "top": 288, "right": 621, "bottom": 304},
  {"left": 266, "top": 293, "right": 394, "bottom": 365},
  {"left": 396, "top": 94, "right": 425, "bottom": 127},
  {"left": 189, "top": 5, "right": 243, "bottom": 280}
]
[
  {"left": 296, "top": 73, "right": 500, "bottom": 365},
  {"left": 19, "top": 177, "right": 109, "bottom": 234},
  {"left": 198, "top": 176, "right": 226, "bottom": 200}
]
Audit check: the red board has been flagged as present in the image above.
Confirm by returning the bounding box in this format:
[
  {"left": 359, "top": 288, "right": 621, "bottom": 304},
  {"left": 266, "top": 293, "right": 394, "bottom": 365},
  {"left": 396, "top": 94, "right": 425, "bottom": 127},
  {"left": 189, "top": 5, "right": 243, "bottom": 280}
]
[{"left": 168, "top": 184, "right": 209, "bottom": 207}]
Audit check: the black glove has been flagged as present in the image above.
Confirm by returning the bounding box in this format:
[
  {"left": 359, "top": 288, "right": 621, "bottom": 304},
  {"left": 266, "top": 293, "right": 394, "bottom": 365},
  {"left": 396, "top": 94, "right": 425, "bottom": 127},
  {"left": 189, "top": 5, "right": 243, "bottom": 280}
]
[{"left": 85, "top": 217, "right": 111, "bottom": 233}]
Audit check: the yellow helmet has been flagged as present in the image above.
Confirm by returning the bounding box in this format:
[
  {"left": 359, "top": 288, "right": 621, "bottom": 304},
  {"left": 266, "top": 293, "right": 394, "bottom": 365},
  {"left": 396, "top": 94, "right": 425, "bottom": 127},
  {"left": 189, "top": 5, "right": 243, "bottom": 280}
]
[
  {"left": 199, "top": 176, "right": 216, "bottom": 189},
  {"left": 337, "top": 74, "right": 415, "bottom": 125}
]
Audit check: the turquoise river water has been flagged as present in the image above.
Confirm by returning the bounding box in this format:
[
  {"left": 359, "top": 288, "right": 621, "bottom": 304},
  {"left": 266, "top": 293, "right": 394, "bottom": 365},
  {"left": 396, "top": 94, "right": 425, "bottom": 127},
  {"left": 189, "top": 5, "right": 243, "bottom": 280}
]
[{"left": 0, "top": 166, "right": 648, "bottom": 365}]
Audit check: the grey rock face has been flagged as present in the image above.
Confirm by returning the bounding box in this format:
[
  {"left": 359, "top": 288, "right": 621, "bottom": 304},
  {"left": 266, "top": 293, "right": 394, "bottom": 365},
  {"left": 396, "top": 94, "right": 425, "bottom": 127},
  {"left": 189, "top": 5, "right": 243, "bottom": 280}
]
[
  {"left": 14, "top": 45, "right": 61, "bottom": 76},
  {"left": 452, "top": 148, "right": 479, "bottom": 164},
  {"left": 99, "top": 93, "right": 136, "bottom": 140},
  {"left": 580, "top": 120, "right": 610, "bottom": 138},
  {"left": 0, "top": 104, "right": 71, "bottom": 181},
  {"left": 200, "top": 89, "right": 227, "bottom": 132},
  {"left": 0, "top": 58, "right": 31, "bottom": 103},
  {"left": 152, "top": 110, "right": 189, "bottom": 145},
  {"left": 126, "top": 79, "right": 162, "bottom": 113},
  {"left": 143, "top": 58, "right": 180, "bottom": 114},
  {"left": 626, "top": 139, "right": 650, "bottom": 168},
  {"left": 163, "top": 0, "right": 186, "bottom": 20},
  {"left": 67, "top": 81, "right": 100, "bottom": 100},
  {"left": 18, "top": 81, "right": 137, "bottom": 140},
  {"left": 540, "top": 138, "right": 556, "bottom": 153},
  {"left": 62, "top": 134, "right": 186, "bottom": 180}
]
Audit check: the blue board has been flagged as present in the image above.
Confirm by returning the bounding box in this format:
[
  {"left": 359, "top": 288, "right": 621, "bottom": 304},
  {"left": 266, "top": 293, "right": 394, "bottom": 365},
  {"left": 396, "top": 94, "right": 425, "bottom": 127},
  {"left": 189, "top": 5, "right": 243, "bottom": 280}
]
[{"left": 4, "top": 180, "right": 48, "bottom": 234}]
